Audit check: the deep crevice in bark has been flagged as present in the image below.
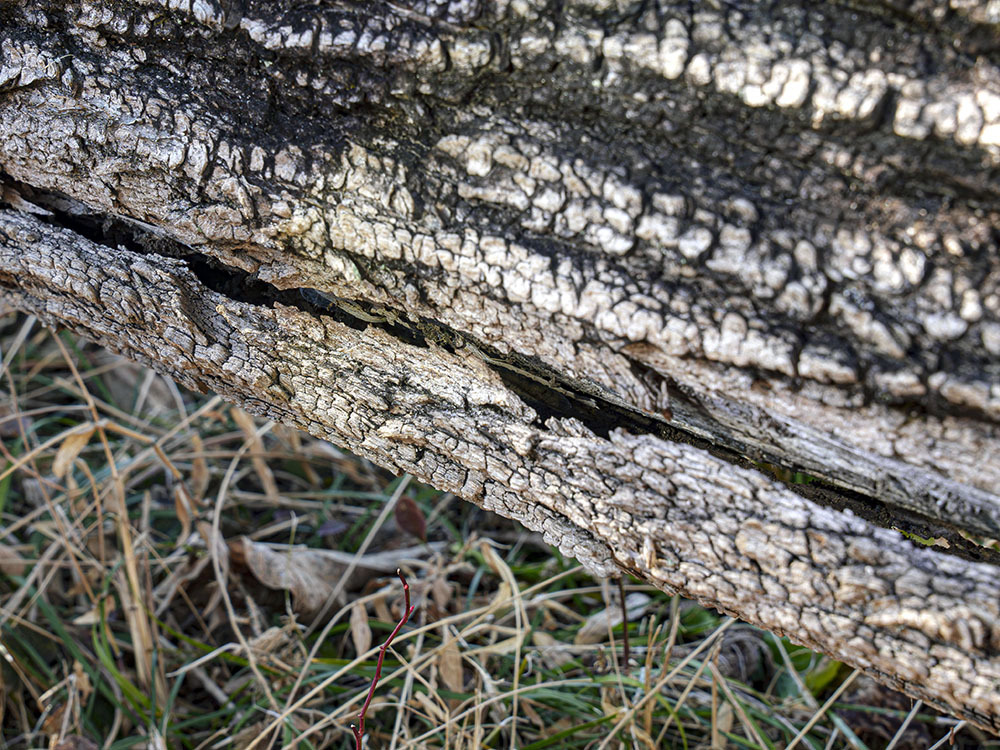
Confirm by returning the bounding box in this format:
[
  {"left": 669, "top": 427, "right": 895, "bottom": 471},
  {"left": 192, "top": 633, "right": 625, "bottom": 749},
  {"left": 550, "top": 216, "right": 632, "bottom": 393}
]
[{"left": 6, "top": 180, "right": 999, "bottom": 567}]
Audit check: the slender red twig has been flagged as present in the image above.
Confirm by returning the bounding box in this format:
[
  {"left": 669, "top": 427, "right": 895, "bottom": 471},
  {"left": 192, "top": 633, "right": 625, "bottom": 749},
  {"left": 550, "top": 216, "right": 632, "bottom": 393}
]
[{"left": 352, "top": 569, "right": 415, "bottom": 750}]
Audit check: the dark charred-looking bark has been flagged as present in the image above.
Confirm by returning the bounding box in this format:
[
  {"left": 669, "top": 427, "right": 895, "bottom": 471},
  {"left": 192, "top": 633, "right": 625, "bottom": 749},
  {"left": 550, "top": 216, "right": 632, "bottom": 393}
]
[{"left": 2, "top": 0, "right": 1000, "bottom": 733}]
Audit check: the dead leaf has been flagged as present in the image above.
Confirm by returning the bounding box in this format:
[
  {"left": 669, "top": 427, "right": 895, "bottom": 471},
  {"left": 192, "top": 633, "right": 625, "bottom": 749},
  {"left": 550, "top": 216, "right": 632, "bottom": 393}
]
[
  {"left": 173, "top": 484, "right": 194, "bottom": 545},
  {"left": 480, "top": 542, "right": 511, "bottom": 580},
  {"left": 350, "top": 601, "right": 372, "bottom": 655},
  {"left": 600, "top": 685, "right": 620, "bottom": 719},
  {"left": 521, "top": 698, "right": 545, "bottom": 729},
  {"left": 231, "top": 537, "right": 444, "bottom": 617},
  {"left": 438, "top": 634, "right": 464, "bottom": 692},
  {"left": 41, "top": 702, "right": 67, "bottom": 738},
  {"left": 712, "top": 701, "right": 734, "bottom": 749},
  {"left": 431, "top": 575, "right": 451, "bottom": 612},
  {"left": 374, "top": 593, "right": 393, "bottom": 624},
  {"left": 231, "top": 407, "right": 279, "bottom": 502},
  {"left": 273, "top": 423, "right": 322, "bottom": 486},
  {"left": 394, "top": 494, "right": 427, "bottom": 542},
  {"left": 230, "top": 537, "right": 331, "bottom": 615},
  {"left": 52, "top": 425, "right": 95, "bottom": 479},
  {"left": 574, "top": 592, "right": 650, "bottom": 645},
  {"left": 0, "top": 543, "right": 27, "bottom": 577}
]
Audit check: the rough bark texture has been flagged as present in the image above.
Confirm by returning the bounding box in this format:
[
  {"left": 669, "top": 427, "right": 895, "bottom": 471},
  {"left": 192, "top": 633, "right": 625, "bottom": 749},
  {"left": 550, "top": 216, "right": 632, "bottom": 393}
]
[{"left": 2, "top": 0, "right": 1000, "bottom": 733}]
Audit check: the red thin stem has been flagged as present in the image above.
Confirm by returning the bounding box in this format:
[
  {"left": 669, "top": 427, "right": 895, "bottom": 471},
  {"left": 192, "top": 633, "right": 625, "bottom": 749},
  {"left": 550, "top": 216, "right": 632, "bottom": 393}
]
[{"left": 352, "top": 569, "right": 415, "bottom": 750}]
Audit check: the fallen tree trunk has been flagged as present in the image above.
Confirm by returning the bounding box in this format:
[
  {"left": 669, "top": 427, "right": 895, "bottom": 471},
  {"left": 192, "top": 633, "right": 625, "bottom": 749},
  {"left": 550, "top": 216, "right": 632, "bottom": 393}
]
[{"left": 2, "top": 0, "right": 1000, "bottom": 733}]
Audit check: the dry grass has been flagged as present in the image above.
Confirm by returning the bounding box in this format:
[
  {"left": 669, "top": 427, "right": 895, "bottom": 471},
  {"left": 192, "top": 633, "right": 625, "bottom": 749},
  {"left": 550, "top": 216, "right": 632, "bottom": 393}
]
[{"left": 0, "top": 311, "right": 990, "bottom": 749}]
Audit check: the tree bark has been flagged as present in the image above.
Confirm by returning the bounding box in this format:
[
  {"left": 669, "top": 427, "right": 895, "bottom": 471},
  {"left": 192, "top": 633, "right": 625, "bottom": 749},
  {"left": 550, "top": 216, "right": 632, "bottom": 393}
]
[{"left": 2, "top": 0, "right": 1000, "bottom": 733}]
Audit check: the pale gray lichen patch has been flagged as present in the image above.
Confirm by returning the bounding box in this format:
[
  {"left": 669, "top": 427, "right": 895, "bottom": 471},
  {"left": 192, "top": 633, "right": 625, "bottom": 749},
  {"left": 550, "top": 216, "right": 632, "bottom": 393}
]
[
  {"left": 829, "top": 292, "right": 909, "bottom": 360},
  {"left": 0, "top": 39, "right": 65, "bottom": 90},
  {"left": 534, "top": 3, "right": 1000, "bottom": 162},
  {"left": 129, "top": 0, "right": 229, "bottom": 29}
]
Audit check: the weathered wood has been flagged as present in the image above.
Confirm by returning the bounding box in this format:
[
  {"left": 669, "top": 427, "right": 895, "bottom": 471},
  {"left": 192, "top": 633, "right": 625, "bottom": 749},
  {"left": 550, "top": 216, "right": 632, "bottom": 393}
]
[
  {"left": 4, "top": 209, "right": 1000, "bottom": 731},
  {"left": 2, "top": 0, "right": 1000, "bottom": 732}
]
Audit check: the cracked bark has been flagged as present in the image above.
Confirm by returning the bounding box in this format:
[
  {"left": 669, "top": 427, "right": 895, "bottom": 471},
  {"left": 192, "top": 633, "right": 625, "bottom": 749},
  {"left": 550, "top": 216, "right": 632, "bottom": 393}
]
[{"left": 1, "top": 0, "right": 999, "bottom": 733}]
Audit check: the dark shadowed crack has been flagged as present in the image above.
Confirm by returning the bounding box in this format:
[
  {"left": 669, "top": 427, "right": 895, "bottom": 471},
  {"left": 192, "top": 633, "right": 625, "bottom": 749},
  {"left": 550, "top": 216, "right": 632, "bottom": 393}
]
[{"left": 5, "top": 181, "right": 999, "bottom": 563}]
